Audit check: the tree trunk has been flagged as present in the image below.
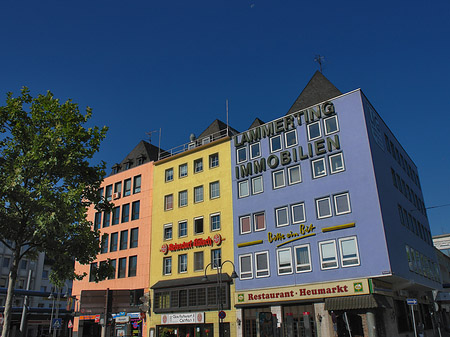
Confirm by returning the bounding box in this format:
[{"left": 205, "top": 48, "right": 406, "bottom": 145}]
[{"left": 2, "top": 244, "right": 21, "bottom": 337}]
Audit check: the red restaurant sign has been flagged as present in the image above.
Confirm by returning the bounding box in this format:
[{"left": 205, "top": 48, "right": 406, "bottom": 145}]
[{"left": 161, "top": 234, "right": 223, "bottom": 255}]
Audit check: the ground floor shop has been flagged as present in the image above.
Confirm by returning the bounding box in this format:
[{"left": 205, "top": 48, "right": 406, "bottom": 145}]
[{"left": 75, "top": 312, "right": 144, "bottom": 337}]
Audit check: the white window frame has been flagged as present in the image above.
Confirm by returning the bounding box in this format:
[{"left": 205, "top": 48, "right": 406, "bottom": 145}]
[
  {"left": 165, "top": 168, "right": 173, "bottom": 182},
  {"left": 237, "top": 147, "right": 247, "bottom": 164},
  {"left": 252, "top": 176, "right": 264, "bottom": 194},
  {"left": 238, "top": 180, "right": 250, "bottom": 198},
  {"left": 210, "top": 181, "right": 220, "bottom": 199},
  {"left": 240, "top": 215, "right": 251, "bottom": 234},
  {"left": 291, "top": 203, "right": 306, "bottom": 224},
  {"left": 316, "top": 197, "right": 332, "bottom": 219},
  {"left": 239, "top": 254, "right": 253, "bottom": 280},
  {"left": 329, "top": 152, "right": 345, "bottom": 174},
  {"left": 178, "top": 254, "right": 188, "bottom": 273},
  {"left": 253, "top": 212, "right": 266, "bottom": 232},
  {"left": 255, "top": 251, "right": 270, "bottom": 278},
  {"left": 288, "top": 165, "right": 302, "bottom": 185},
  {"left": 272, "top": 170, "right": 286, "bottom": 189},
  {"left": 250, "top": 142, "right": 261, "bottom": 159},
  {"left": 179, "top": 163, "right": 188, "bottom": 178},
  {"left": 324, "top": 115, "right": 339, "bottom": 135},
  {"left": 163, "top": 257, "right": 172, "bottom": 275},
  {"left": 194, "top": 185, "right": 204, "bottom": 203},
  {"left": 194, "top": 216, "right": 204, "bottom": 235},
  {"left": 339, "top": 236, "right": 360, "bottom": 267},
  {"left": 334, "top": 192, "right": 351, "bottom": 215},
  {"left": 284, "top": 129, "right": 298, "bottom": 148},
  {"left": 311, "top": 158, "right": 327, "bottom": 178},
  {"left": 209, "top": 153, "right": 219, "bottom": 168},
  {"left": 210, "top": 213, "right": 221, "bottom": 231},
  {"left": 275, "top": 207, "right": 289, "bottom": 227},
  {"left": 319, "top": 240, "right": 338, "bottom": 270},
  {"left": 277, "top": 248, "right": 293, "bottom": 275},
  {"left": 164, "top": 194, "right": 173, "bottom": 211},
  {"left": 194, "top": 158, "right": 203, "bottom": 173},
  {"left": 178, "top": 220, "right": 188, "bottom": 238},
  {"left": 270, "top": 135, "right": 282, "bottom": 153},
  {"left": 163, "top": 224, "right": 173, "bottom": 241},
  {"left": 178, "top": 190, "right": 188, "bottom": 207},
  {"left": 294, "top": 244, "right": 312, "bottom": 273},
  {"left": 307, "top": 121, "right": 322, "bottom": 141}
]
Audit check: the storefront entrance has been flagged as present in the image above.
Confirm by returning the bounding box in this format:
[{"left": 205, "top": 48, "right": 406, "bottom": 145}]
[{"left": 157, "top": 323, "right": 213, "bottom": 337}]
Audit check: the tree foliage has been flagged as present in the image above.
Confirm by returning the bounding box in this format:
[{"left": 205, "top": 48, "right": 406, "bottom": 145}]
[{"left": 0, "top": 87, "right": 110, "bottom": 337}]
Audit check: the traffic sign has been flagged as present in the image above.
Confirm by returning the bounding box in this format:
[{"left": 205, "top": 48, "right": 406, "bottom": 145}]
[
  {"left": 68, "top": 320, "right": 73, "bottom": 329},
  {"left": 407, "top": 298, "right": 418, "bottom": 305},
  {"left": 52, "top": 318, "right": 62, "bottom": 329},
  {"left": 218, "top": 310, "right": 226, "bottom": 319}
]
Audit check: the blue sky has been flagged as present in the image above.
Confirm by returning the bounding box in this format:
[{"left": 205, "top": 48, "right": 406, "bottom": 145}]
[{"left": 1, "top": 0, "right": 449, "bottom": 235}]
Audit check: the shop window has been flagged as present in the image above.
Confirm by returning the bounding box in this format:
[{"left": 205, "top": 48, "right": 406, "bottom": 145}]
[
  {"left": 329, "top": 153, "right": 345, "bottom": 174},
  {"left": 121, "top": 204, "right": 130, "bottom": 223},
  {"left": 163, "top": 257, "right": 172, "bottom": 275},
  {"left": 237, "top": 147, "right": 247, "bottom": 164},
  {"left": 194, "top": 251, "right": 204, "bottom": 271},
  {"left": 179, "top": 221, "right": 188, "bottom": 237},
  {"left": 194, "top": 185, "right": 204, "bottom": 203},
  {"left": 165, "top": 168, "right": 174, "bottom": 182},
  {"left": 334, "top": 192, "right": 351, "bottom": 215},
  {"left": 133, "top": 175, "right": 141, "bottom": 194},
  {"left": 272, "top": 170, "right": 286, "bottom": 189},
  {"left": 179, "top": 190, "right": 188, "bottom": 207},
  {"left": 255, "top": 251, "right": 270, "bottom": 277},
  {"left": 316, "top": 197, "right": 332, "bottom": 219},
  {"left": 120, "top": 230, "right": 128, "bottom": 250},
  {"left": 210, "top": 213, "right": 220, "bottom": 231},
  {"left": 319, "top": 240, "right": 338, "bottom": 269},
  {"left": 295, "top": 244, "right": 311, "bottom": 272},
  {"left": 194, "top": 217, "right": 204, "bottom": 234},
  {"left": 211, "top": 249, "right": 221, "bottom": 269},
  {"left": 128, "top": 256, "right": 137, "bottom": 277},
  {"left": 252, "top": 176, "right": 263, "bottom": 194},
  {"left": 240, "top": 215, "right": 251, "bottom": 234},
  {"left": 250, "top": 142, "right": 261, "bottom": 159},
  {"left": 285, "top": 129, "right": 297, "bottom": 147},
  {"left": 275, "top": 207, "right": 289, "bottom": 227},
  {"left": 277, "top": 248, "right": 293, "bottom": 275},
  {"left": 178, "top": 254, "right": 188, "bottom": 273},
  {"left": 270, "top": 135, "right": 282, "bottom": 153},
  {"left": 179, "top": 163, "right": 188, "bottom": 178},
  {"left": 288, "top": 165, "right": 301, "bottom": 185},
  {"left": 123, "top": 178, "right": 131, "bottom": 197},
  {"left": 118, "top": 258, "right": 126, "bottom": 278},
  {"left": 130, "top": 228, "right": 139, "bottom": 248},
  {"left": 110, "top": 232, "right": 118, "bottom": 252},
  {"left": 164, "top": 224, "right": 173, "bottom": 241},
  {"left": 209, "top": 153, "right": 219, "bottom": 168},
  {"left": 103, "top": 212, "right": 110, "bottom": 228},
  {"left": 101, "top": 234, "right": 109, "bottom": 254},
  {"left": 307, "top": 121, "right": 321, "bottom": 141},
  {"left": 239, "top": 254, "right": 253, "bottom": 279},
  {"left": 291, "top": 203, "right": 306, "bottom": 224},
  {"left": 311, "top": 158, "right": 327, "bottom": 178},
  {"left": 131, "top": 201, "right": 140, "bottom": 220},
  {"left": 324, "top": 115, "right": 339, "bottom": 135},
  {"left": 210, "top": 181, "right": 220, "bottom": 199},
  {"left": 164, "top": 194, "right": 173, "bottom": 211},
  {"left": 194, "top": 158, "right": 203, "bottom": 173},
  {"left": 112, "top": 207, "right": 120, "bottom": 225},
  {"left": 238, "top": 180, "right": 250, "bottom": 198},
  {"left": 254, "top": 212, "right": 266, "bottom": 231}
]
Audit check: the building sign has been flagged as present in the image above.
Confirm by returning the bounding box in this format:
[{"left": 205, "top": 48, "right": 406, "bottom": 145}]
[
  {"left": 268, "top": 224, "right": 316, "bottom": 247},
  {"left": 160, "top": 312, "right": 205, "bottom": 325},
  {"left": 236, "top": 279, "right": 370, "bottom": 305},
  {"left": 161, "top": 234, "right": 223, "bottom": 255}
]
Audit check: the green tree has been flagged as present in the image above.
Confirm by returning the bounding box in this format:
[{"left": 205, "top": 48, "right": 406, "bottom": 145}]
[{"left": 0, "top": 87, "right": 111, "bottom": 337}]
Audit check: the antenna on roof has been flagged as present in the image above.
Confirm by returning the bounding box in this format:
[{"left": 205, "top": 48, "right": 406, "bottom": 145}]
[
  {"left": 146, "top": 129, "right": 162, "bottom": 160},
  {"left": 146, "top": 130, "right": 159, "bottom": 144},
  {"left": 314, "top": 55, "right": 325, "bottom": 73},
  {"left": 226, "top": 99, "right": 229, "bottom": 136}
]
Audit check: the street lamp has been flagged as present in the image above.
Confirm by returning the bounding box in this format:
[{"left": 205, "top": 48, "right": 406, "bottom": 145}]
[
  {"left": 202, "top": 260, "right": 238, "bottom": 337},
  {"left": 48, "top": 291, "right": 55, "bottom": 335}
]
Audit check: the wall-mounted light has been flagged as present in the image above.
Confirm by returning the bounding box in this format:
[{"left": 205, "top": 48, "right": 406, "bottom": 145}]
[{"left": 236, "top": 318, "right": 241, "bottom": 327}]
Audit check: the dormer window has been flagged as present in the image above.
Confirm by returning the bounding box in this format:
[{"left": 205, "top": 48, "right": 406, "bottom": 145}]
[
  {"left": 124, "top": 159, "right": 133, "bottom": 170},
  {"left": 112, "top": 164, "right": 121, "bottom": 174},
  {"left": 136, "top": 155, "right": 146, "bottom": 166}
]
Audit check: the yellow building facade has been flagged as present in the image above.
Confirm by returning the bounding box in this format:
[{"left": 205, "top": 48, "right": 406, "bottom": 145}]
[{"left": 149, "top": 137, "right": 237, "bottom": 337}]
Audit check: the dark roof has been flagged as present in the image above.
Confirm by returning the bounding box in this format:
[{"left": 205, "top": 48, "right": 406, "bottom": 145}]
[
  {"left": 286, "top": 71, "right": 342, "bottom": 115},
  {"left": 196, "top": 119, "right": 239, "bottom": 140},
  {"left": 151, "top": 273, "right": 233, "bottom": 289},
  {"left": 248, "top": 118, "right": 265, "bottom": 129}
]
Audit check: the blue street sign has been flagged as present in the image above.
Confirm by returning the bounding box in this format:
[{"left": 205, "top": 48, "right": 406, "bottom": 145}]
[
  {"left": 52, "top": 318, "right": 62, "bottom": 329},
  {"left": 407, "top": 298, "right": 418, "bottom": 305}
]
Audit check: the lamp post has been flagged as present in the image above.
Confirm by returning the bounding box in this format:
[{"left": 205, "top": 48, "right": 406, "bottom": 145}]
[
  {"left": 202, "top": 259, "right": 238, "bottom": 337},
  {"left": 48, "top": 289, "right": 56, "bottom": 335}
]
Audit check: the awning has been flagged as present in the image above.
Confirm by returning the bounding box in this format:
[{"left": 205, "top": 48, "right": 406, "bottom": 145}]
[
  {"left": 324, "top": 294, "right": 391, "bottom": 311},
  {"left": 151, "top": 273, "right": 232, "bottom": 289}
]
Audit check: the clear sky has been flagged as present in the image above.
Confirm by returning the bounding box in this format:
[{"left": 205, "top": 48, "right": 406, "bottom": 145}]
[{"left": 1, "top": 0, "right": 449, "bottom": 235}]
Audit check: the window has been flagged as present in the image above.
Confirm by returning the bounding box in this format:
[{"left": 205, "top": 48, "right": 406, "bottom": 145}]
[
  {"left": 211, "top": 213, "right": 221, "bottom": 231},
  {"left": 120, "top": 230, "right": 128, "bottom": 250},
  {"left": 250, "top": 142, "right": 261, "bottom": 159},
  {"left": 132, "top": 201, "right": 140, "bottom": 220},
  {"left": 339, "top": 237, "right": 360, "bottom": 267},
  {"left": 110, "top": 232, "right": 118, "bottom": 252},
  {"left": 89, "top": 263, "right": 97, "bottom": 282},
  {"left": 94, "top": 212, "right": 102, "bottom": 231},
  {"left": 312, "top": 158, "right": 327, "bottom": 178},
  {"left": 319, "top": 240, "right": 338, "bottom": 269},
  {"left": 291, "top": 203, "right": 306, "bottom": 224},
  {"left": 165, "top": 168, "right": 174, "bottom": 182},
  {"left": 179, "top": 163, "right": 188, "bottom": 178},
  {"left": 295, "top": 245, "right": 311, "bottom": 272},
  {"left": 209, "top": 153, "right": 219, "bottom": 168},
  {"left": 334, "top": 193, "right": 351, "bottom": 215},
  {"left": 316, "top": 197, "right": 332, "bottom": 219},
  {"left": 249, "top": 176, "right": 263, "bottom": 195},
  {"left": 288, "top": 165, "right": 301, "bottom": 185},
  {"left": 179, "top": 190, "right": 188, "bottom": 207},
  {"left": 112, "top": 207, "right": 120, "bottom": 225},
  {"left": 307, "top": 121, "right": 321, "bottom": 140},
  {"left": 194, "top": 159, "right": 203, "bottom": 173},
  {"left": 329, "top": 153, "right": 345, "bottom": 174},
  {"left": 238, "top": 180, "right": 249, "bottom": 198},
  {"left": 324, "top": 115, "right": 339, "bottom": 135},
  {"left": 109, "top": 260, "right": 116, "bottom": 279},
  {"left": 285, "top": 129, "right": 297, "bottom": 147},
  {"left": 128, "top": 256, "right": 137, "bottom": 277},
  {"left": 194, "top": 251, "right": 204, "bottom": 271},
  {"left": 237, "top": 147, "right": 247, "bottom": 163},
  {"left": 254, "top": 212, "right": 265, "bottom": 231},
  {"left": 123, "top": 178, "right": 131, "bottom": 197},
  {"left": 163, "top": 257, "right": 172, "bottom": 275},
  {"left": 194, "top": 217, "right": 204, "bottom": 234},
  {"left": 240, "top": 215, "right": 251, "bottom": 234},
  {"left": 272, "top": 170, "right": 285, "bottom": 189},
  {"left": 20, "top": 260, "right": 27, "bottom": 270},
  {"left": 270, "top": 135, "right": 282, "bottom": 152},
  {"left": 121, "top": 204, "right": 130, "bottom": 223},
  {"left": 118, "top": 258, "right": 126, "bottom": 278},
  {"left": 178, "top": 254, "right": 188, "bottom": 273},
  {"left": 275, "top": 207, "right": 289, "bottom": 227},
  {"left": 239, "top": 255, "right": 253, "bottom": 279},
  {"left": 164, "top": 194, "right": 173, "bottom": 211},
  {"left": 41, "top": 269, "right": 48, "bottom": 279},
  {"left": 101, "top": 234, "right": 109, "bottom": 254},
  {"left": 130, "top": 228, "right": 139, "bottom": 248},
  {"left": 194, "top": 186, "right": 204, "bottom": 203},
  {"left": 277, "top": 248, "right": 293, "bottom": 274},
  {"left": 103, "top": 212, "right": 110, "bottom": 228},
  {"left": 164, "top": 224, "right": 173, "bottom": 241},
  {"left": 210, "top": 181, "right": 220, "bottom": 199},
  {"left": 179, "top": 221, "right": 187, "bottom": 237},
  {"left": 133, "top": 175, "right": 141, "bottom": 193},
  {"left": 114, "top": 181, "right": 122, "bottom": 194},
  {"left": 211, "top": 249, "right": 221, "bottom": 269},
  {"left": 105, "top": 185, "right": 112, "bottom": 201},
  {"left": 255, "top": 251, "right": 270, "bottom": 277}
]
